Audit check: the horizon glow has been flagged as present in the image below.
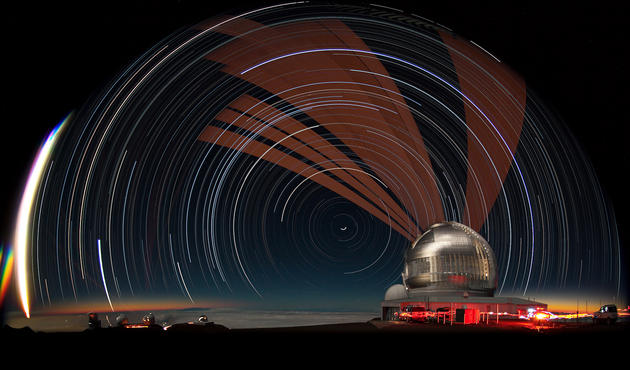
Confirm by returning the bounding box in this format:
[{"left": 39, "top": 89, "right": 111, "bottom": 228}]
[{"left": 14, "top": 114, "right": 69, "bottom": 318}]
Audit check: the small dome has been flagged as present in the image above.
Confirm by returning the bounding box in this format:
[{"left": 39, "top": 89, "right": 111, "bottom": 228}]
[
  {"left": 142, "top": 313, "right": 155, "bottom": 325},
  {"left": 403, "top": 221, "right": 497, "bottom": 296},
  {"left": 384, "top": 284, "right": 408, "bottom": 300},
  {"left": 116, "top": 314, "right": 128, "bottom": 326}
]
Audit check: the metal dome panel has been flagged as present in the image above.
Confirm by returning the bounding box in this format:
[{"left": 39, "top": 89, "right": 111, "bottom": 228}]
[{"left": 402, "top": 222, "right": 497, "bottom": 296}]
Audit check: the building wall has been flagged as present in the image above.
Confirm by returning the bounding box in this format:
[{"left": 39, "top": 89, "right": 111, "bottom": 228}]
[{"left": 381, "top": 298, "right": 547, "bottom": 321}]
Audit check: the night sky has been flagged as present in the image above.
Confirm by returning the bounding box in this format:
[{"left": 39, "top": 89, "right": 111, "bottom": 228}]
[{"left": 2, "top": 1, "right": 628, "bottom": 316}]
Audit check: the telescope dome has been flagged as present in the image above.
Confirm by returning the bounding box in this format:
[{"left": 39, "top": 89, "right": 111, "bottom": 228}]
[
  {"left": 384, "top": 284, "right": 408, "bottom": 301},
  {"left": 402, "top": 221, "right": 497, "bottom": 296}
]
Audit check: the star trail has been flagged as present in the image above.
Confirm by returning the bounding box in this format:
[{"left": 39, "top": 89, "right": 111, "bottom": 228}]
[{"left": 10, "top": 3, "right": 624, "bottom": 317}]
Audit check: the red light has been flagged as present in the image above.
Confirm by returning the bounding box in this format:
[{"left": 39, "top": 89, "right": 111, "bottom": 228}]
[{"left": 447, "top": 275, "right": 467, "bottom": 285}]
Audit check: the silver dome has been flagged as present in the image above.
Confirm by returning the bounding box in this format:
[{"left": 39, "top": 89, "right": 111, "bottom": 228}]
[
  {"left": 384, "top": 284, "right": 408, "bottom": 301},
  {"left": 402, "top": 221, "right": 497, "bottom": 296}
]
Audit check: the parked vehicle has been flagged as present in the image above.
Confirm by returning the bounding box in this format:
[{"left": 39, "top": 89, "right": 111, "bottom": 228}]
[{"left": 593, "top": 304, "right": 617, "bottom": 325}]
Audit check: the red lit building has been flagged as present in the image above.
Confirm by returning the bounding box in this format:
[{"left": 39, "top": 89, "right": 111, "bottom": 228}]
[
  {"left": 381, "top": 293, "right": 548, "bottom": 322},
  {"left": 380, "top": 222, "right": 547, "bottom": 323}
]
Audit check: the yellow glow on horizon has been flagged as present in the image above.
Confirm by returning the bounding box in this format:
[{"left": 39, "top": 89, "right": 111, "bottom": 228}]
[
  {"left": 14, "top": 115, "right": 69, "bottom": 319},
  {"left": 534, "top": 294, "right": 627, "bottom": 313},
  {"left": 26, "top": 297, "right": 239, "bottom": 316}
]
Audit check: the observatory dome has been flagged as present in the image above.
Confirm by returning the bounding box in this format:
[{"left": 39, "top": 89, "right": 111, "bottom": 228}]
[
  {"left": 384, "top": 284, "right": 408, "bottom": 301},
  {"left": 402, "top": 222, "right": 497, "bottom": 297}
]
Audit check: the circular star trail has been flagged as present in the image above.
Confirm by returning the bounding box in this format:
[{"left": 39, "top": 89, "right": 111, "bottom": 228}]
[{"left": 14, "top": 3, "right": 624, "bottom": 315}]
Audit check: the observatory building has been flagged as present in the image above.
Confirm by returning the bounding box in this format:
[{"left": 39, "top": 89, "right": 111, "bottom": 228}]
[{"left": 381, "top": 222, "right": 546, "bottom": 321}]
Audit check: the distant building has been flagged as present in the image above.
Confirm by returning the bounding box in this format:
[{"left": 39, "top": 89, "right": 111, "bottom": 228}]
[
  {"left": 88, "top": 312, "right": 101, "bottom": 329},
  {"left": 381, "top": 222, "right": 547, "bottom": 321}
]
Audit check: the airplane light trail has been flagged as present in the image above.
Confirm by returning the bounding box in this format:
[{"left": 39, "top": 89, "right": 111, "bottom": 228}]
[
  {"left": 97, "top": 239, "right": 115, "bottom": 312},
  {"left": 14, "top": 114, "right": 69, "bottom": 318}
]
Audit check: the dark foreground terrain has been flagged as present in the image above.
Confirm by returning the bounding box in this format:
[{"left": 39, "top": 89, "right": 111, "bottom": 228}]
[
  {"left": 3, "top": 319, "right": 627, "bottom": 348},
  {"left": 2, "top": 320, "right": 627, "bottom": 366}
]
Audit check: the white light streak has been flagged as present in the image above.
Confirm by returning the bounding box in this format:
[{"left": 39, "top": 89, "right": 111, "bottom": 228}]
[
  {"left": 97, "top": 239, "right": 115, "bottom": 312},
  {"left": 14, "top": 115, "right": 68, "bottom": 318},
  {"left": 177, "top": 262, "right": 195, "bottom": 304}
]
